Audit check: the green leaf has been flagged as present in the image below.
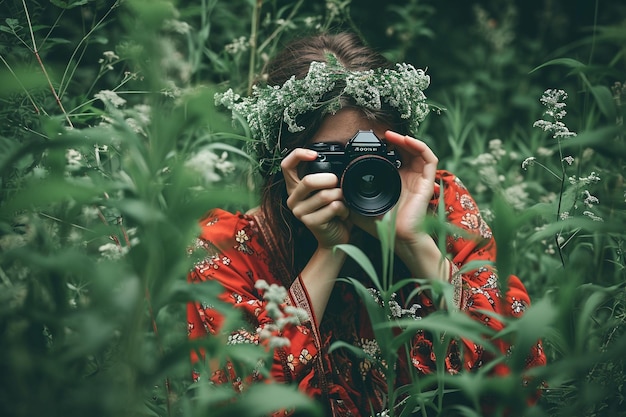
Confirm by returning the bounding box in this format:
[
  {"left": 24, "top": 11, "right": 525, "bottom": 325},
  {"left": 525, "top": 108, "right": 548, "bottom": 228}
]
[
  {"left": 217, "top": 383, "right": 322, "bottom": 417},
  {"left": 50, "top": 0, "right": 90, "bottom": 9},
  {"left": 0, "top": 177, "right": 104, "bottom": 218},
  {"left": 529, "top": 58, "right": 586, "bottom": 74},
  {"left": 335, "top": 244, "right": 382, "bottom": 290},
  {"left": 109, "top": 198, "right": 166, "bottom": 224}
]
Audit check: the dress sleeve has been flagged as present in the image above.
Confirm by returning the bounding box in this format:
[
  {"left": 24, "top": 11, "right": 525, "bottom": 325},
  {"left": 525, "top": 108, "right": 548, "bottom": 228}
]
[
  {"left": 436, "top": 171, "right": 546, "bottom": 373},
  {"left": 186, "top": 209, "right": 320, "bottom": 390}
]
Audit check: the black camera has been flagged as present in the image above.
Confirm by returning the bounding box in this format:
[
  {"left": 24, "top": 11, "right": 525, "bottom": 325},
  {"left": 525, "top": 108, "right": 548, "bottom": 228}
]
[{"left": 300, "top": 130, "right": 402, "bottom": 216}]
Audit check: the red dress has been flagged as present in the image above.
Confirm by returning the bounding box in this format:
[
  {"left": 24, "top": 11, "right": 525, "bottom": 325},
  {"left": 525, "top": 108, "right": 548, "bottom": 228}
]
[{"left": 187, "top": 170, "right": 546, "bottom": 416}]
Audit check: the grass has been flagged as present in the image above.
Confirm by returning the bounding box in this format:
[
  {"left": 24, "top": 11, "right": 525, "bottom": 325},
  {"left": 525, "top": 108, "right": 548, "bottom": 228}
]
[{"left": 0, "top": 0, "right": 625, "bottom": 416}]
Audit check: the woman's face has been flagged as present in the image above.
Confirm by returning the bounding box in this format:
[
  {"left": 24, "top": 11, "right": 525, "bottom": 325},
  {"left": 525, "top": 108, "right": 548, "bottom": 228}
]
[{"left": 310, "top": 108, "right": 390, "bottom": 146}]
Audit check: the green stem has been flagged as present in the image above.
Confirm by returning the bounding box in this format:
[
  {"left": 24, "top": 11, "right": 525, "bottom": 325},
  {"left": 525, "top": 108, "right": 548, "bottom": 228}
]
[
  {"left": 555, "top": 138, "right": 566, "bottom": 268},
  {"left": 21, "top": 0, "right": 73, "bottom": 127},
  {"left": 247, "top": 0, "right": 263, "bottom": 95}
]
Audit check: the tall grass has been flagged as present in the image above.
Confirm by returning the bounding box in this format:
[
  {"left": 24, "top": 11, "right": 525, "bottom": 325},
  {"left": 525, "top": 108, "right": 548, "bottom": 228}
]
[{"left": 0, "top": 0, "right": 625, "bottom": 416}]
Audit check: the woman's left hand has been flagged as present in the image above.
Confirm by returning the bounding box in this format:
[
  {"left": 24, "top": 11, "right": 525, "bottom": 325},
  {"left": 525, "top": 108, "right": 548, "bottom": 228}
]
[{"left": 351, "top": 130, "right": 438, "bottom": 244}]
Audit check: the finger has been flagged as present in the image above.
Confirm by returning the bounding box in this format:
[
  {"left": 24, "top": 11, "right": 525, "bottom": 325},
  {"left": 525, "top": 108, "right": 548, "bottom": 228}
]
[
  {"left": 290, "top": 187, "right": 344, "bottom": 219},
  {"left": 287, "top": 173, "right": 339, "bottom": 210},
  {"left": 280, "top": 148, "right": 319, "bottom": 191},
  {"left": 384, "top": 130, "right": 438, "bottom": 167},
  {"left": 299, "top": 199, "right": 350, "bottom": 227}
]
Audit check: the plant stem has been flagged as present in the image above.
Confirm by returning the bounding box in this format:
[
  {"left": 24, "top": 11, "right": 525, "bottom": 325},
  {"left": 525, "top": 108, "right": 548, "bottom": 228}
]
[
  {"left": 555, "top": 139, "right": 566, "bottom": 267},
  {"left": 21, "top": 0, "right": 73, "bottom": 127},
  {"left": 247, "top": 0, "right": 263, "bottom": 95}
]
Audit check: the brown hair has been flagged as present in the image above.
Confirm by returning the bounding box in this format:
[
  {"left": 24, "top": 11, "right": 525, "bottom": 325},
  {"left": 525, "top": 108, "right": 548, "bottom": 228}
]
[{"left": 258, "top": 32, "right": 411, "bottom": 278}]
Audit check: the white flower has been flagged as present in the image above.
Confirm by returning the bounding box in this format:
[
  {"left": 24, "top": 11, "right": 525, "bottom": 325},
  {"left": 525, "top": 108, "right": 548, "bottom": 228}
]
[
  {"left": 521, "top": 156, "right": 536, "bottom": 170},
  {"left": 185, "top": 149, "right": 235, "bottom": 184},
  {"left": 215, "top": 57, "right": 430, "bottom": 175},
  {"left": 95, "top": 90, "right": 126, "bottom": 108},
  {"left": 583, "top": 190, "right": 599, "bottom": 207},
  {"left": 225, "top": 36, "right": 249, "bottom": 54},
  {"left": 98, "top": 242, "right": 129, "bottom": 260},
  {"left": 583, "top": 211, "right": 604, "bottom": 222},
  {"left": 66, "top": 149, "right": 83, "bottom": 171},
  {"left": 533, "top": 89, "right": 577, "bottom": 139}
]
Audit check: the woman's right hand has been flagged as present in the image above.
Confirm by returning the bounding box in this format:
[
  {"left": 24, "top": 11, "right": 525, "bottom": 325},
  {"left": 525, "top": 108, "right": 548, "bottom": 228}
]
[{"left": 281, "top": 148, "right": 352, "bottom": 249}]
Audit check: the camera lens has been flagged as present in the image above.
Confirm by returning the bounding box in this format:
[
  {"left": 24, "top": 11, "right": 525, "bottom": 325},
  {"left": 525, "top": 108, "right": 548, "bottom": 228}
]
[
  {"left": 357, "top": 174, "right": 380, "bottom": 198},
  {"left": 341, "top": 155, "right": 401, "bottom": 216}
]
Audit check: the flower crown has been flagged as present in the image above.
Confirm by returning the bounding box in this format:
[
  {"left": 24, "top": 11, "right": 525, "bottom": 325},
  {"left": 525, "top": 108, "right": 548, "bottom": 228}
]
[{"left": 215, "top": 53, "right": 431, "bottom": 175}]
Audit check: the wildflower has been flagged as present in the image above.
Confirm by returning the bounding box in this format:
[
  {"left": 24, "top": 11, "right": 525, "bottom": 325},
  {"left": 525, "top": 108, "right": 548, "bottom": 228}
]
[
  {"left": 98, "top": 242, "right": 129, "bottom": 260},
  {"left": 66, "top": 149, "right": 83, "bottom": 171},
  {"left": 521, "top": 157, "right": 536, "bottom": 170},
  {"left": 303, "top": 16, "right": 318, "bottom": 27},
  {"left": 473, "top": 152, "right": 497, "bottom": 166},
  {"left": 536, "top": 147, "right": 554, "bottom": 156},
  {"left": 185, "top": 149, "right": 235, "bottom": 184},
  {"left": 583, "top": 190, "right": 599, "bottom": 208},
  {"left": 225, "top": 36, "right": 249, "bottom": 54},
  {"left": 98, "top": 50, "right": 119, "bottom": 70},
  {"left": 254, "top": 280, "right": 308, "bottom": 349},
  {"left": 559, "top": 211, "right": 570, "bottom": 220},
  {"left": 503, "top": 184, "right": 529, "bottom": 210},
  {"left": 81, "top": 205, "right": 101, "bottom": 220},
  {"left": 562, "top": 156, "right": 574, "bottom": 165},
  {"left": 489, "top": 139, "right": 506, "bottom": 159},
  {"left": 95, "top": 90, "right": 126, "bottom": 108},
  {"left": 215, "top": 56, "right": 430, "bottom": 175},
  {"left": 583, "top": 211, "right": 604, "bottom": 222},
  {"left": 533, "top": 89, "right": 577, "bottom": 139},
  {"left": 164, "top": 19, "right": 191, "bottom": 34}
]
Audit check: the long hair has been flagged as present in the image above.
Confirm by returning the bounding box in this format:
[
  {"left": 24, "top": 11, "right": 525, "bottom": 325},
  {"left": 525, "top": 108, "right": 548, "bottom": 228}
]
[{"left": 258, "top": 32, "right": 411, "bottom": 278}]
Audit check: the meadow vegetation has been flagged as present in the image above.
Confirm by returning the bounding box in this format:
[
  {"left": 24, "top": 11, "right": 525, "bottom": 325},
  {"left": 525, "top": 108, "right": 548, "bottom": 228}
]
[{"left": 0, "top": 1, "right": 625, "bottom": 416}]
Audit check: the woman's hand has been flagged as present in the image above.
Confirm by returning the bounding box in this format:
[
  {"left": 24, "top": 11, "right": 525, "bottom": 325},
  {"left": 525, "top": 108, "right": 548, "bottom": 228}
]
[
  {"left": 351, "top": 130, "right": 437, "bottom": 244},
  {"left": 281, "top": 148, "right": 352, "bottom": 249},
  {"left": 383, "top": 130, "right": 438, "bottom": 244}
]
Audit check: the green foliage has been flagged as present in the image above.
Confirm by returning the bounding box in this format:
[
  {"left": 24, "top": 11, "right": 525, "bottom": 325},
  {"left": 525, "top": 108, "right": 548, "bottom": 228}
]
[{"left": 0, "top": 0, "right": 625, "bottom": 416}]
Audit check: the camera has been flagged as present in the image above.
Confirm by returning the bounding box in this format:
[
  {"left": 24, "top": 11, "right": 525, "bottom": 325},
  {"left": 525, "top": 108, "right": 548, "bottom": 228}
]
[{"left": 300, "top": 130, "right": 402, "bottom": 216}]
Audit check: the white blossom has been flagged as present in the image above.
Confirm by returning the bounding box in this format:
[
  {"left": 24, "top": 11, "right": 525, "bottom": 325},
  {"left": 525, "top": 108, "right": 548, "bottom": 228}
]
[
  {"left": 521, "top": 156, "right": 536, "bottom": 170},
  {"left": 215, "top": 56, "right": 430, "bottom": 174},
  {"left": 95, "top": 90, "right": 126, "bottom": 108}
]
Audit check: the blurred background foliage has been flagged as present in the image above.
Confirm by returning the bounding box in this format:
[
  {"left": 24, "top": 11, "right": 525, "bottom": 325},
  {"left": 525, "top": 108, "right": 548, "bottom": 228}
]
[{"left": 0, "top": 0, "right": 625, "bottom": 416}]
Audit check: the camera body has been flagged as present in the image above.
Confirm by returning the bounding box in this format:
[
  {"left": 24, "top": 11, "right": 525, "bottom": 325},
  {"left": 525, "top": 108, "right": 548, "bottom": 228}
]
[{"left": 301, "top": 130, "right": 402, "bottom": 216}]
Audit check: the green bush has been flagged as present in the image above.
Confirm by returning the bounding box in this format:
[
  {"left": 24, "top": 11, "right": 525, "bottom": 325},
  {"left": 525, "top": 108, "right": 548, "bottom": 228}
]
[{"left": 0, "top": 1, "right": 624, "bottom": 416}]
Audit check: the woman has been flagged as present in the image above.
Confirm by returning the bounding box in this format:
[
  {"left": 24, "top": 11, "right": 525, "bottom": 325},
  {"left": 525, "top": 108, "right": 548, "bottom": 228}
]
[{"left": 188, "top": 32, "right": 546, "bottom": 416}]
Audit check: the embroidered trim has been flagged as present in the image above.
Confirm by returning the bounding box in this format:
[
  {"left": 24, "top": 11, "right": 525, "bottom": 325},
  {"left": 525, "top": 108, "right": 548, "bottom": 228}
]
[{"left": 449, "top": 261, "right": 462, "bottom": 310}]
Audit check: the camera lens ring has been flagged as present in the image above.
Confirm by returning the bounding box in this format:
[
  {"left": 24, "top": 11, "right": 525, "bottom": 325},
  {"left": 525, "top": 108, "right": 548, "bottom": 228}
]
[{"left": 340, "top": 155, "right": 401, "bottom": 217}]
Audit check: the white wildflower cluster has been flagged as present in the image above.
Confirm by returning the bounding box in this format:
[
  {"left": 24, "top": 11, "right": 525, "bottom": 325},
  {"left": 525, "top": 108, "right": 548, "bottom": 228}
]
[
  {"left": 185, "top": 149, "right": 235, "bottom": 184},
  {"left": 532, "top": 89, "right": 577, "bottom": 139},
  {"left": 66, "top": 149, "right": 84, "bottom": 172},
  {"left": 163, "top": 19, "right": 191, "bottom": 34},
  {"left": 503, "top": 183, "right": 529, "bottom": 211},
  {"left": 98, "top": 228, "right": 139, "bottom": 260},
  {"left": 98, "top": 50, "right": 119, "bottom": 71},
  {"left": 225, "top": 36, "right": 249, "bottom": 55},
  {"left": 215, "top": 54, "right": 430, "bottom": 175},
  {"left": 521, "top": 156, "right": 536, "bottom": 170},
  {"left": 568, "top": 171, "right": 601, "bottom": 186},
  {"left": 254, "top": 280, "right": 309, "bottom": 349},
  {"left": 582, "top": 190, "right": 600, "bottom": 208},
  {"left": 124, "top": 104, "right": 151, "bottom": 136},
  {"left": 471, "top": 139, "right": 528, "bottom": 205},
  {"left": 95, "top": 89, "right": 127, "bottom": 108}
]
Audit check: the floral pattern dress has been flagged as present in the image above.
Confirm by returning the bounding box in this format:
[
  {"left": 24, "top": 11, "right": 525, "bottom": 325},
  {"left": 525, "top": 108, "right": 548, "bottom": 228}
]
[{"left": 187, "top": 170, "right": 546, "bottom": 416}]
